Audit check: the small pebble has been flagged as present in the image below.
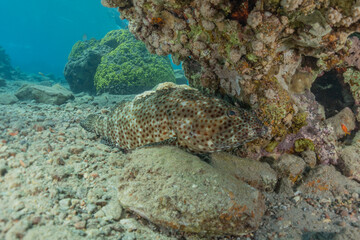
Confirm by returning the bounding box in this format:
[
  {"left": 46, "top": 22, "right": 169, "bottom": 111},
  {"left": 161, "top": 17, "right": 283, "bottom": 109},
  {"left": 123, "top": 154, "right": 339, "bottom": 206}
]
[
  {"left": 340, "top": 209, "right": 349, "bottom": 217},
  {"left": 338, "top": 221, "right": 346, "bottom": 227},
  {"left": 59, "top": 198, "right": 71, "bottom": 210},
  {"left": 74, "top": 221, "right": 86, "bottom": 229}
]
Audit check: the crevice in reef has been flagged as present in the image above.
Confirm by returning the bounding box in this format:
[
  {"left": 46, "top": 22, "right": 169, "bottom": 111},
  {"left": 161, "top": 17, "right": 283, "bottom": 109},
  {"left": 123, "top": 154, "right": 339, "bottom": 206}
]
[
  {"left": 227, "top": 0, "right": 257, "bottom": 26},
  {"left": 311, "top": 69, "right": 355, "bottom": 118},
  {"left": 301, "top": 56, "right": 319, "bottom": 71}
]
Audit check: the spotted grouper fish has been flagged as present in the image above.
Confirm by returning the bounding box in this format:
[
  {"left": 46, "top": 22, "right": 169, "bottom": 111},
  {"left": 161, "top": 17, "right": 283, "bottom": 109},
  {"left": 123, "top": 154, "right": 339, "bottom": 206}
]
[{"left": 81, "top": 82, "right": 267, "bottom": 153}]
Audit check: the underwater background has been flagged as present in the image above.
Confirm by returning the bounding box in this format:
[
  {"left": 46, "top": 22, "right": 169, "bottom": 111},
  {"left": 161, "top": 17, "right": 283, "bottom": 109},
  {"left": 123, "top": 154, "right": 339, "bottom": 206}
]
[
  {"left": 0, "top": 0, "right": 125, "bottom": 77},
  {"left": 0, "top": 0, "right": 359, "bottom": 239}
]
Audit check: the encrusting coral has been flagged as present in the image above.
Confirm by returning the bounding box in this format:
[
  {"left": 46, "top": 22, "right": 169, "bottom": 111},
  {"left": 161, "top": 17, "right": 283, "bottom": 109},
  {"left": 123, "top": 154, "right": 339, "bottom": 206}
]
[
  {"left": 101, "top": 0, "right": 360, "bottom": 164},
  {"left": 345, "top": 35, "right": 360, "bottom": 70},
  {"left": 343, "top": 67, "right": 360, "bottom": 105}
]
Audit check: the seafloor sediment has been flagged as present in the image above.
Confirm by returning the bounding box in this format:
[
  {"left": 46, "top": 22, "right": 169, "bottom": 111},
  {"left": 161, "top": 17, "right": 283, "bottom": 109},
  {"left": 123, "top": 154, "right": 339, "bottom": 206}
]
[{"left": 0, "top": 80, "right": 359, "bottom": 239}]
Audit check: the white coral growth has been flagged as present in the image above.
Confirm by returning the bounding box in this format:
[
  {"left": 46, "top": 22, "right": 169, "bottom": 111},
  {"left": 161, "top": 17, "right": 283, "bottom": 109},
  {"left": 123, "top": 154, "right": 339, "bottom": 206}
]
[
  {"left": 280, "top": 0, "right": 303, "bottom": 11},
  {"left": 327, "top": 8, "right": 342, "bottom": 25},
  {"left": 352, "top": 0, "right": 360, "bottom": 22},
  {"left": 229, "top": 48, "right": 243, "bottom": 63}
]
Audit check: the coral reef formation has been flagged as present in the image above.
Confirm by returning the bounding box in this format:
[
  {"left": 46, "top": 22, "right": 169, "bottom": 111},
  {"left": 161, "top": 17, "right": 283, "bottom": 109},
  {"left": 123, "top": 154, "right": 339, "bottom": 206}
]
[
  {"left": 343, "top": 67, "right": 360, "bottom": 105},
  {"left": 311, "top": 69, "right": 355, "bottom": 118},
  {"left": 64, "top": 30, "right": 175, "bottom": 95},
  {"left": 101, "top": 0, "right": 360, "bottom": 164}
]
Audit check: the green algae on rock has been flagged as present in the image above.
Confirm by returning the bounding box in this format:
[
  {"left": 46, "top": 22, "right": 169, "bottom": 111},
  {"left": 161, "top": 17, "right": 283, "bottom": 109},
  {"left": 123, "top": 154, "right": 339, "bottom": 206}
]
[
  {"left": 94, "top": 30, "right": 176, "bottom": 94},
  {"left": 68, "top": 38, "right": 100, "bottom": 60},
  {"left": 294, "top": 138, "right": 315, "bottom": 153},
  {"left": 65, "top": 29, "right": 175, "bottom": 95}
]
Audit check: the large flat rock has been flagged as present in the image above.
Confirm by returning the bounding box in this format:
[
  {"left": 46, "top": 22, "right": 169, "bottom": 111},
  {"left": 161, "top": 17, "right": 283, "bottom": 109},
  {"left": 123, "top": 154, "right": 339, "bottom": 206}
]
[
  {"left": 15, "top": 84, "right": 74, "bottom": 105},
  {"left": 116, "top": 147, "right": 265, "bottom": 236},
  {"left": 0, "top": 93, "right": 18, "bottom": 105}
]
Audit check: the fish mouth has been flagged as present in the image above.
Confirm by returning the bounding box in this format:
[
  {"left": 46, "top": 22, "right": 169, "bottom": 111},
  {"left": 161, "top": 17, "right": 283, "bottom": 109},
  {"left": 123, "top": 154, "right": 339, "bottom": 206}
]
[
  {"left": 213, "top": 131, "right": 245, "bottom": 150},
  {"left": 215, "top": 124, "right": 267, "bottom": 149}
]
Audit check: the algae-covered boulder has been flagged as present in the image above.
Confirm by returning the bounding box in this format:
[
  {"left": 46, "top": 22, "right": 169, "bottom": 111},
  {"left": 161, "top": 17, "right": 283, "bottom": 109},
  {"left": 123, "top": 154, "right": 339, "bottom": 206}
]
[
  {"left": 67, "top": 38, "right": 100, "bottom": 60},
  {"left": 64, "top": 40, "right": 112, "bottom": 94},
  {"left": 64, "top": 30, "right": 175, "bottom": 95},
  {"left": 94, "top": 30, "right": 175, "bottom": 94}
]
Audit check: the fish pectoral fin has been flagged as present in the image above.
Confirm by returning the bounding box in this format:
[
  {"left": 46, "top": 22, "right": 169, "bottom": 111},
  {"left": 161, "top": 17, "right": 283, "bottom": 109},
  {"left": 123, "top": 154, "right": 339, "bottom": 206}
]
[
  {"left": 100, "top": 137, "right": 117, "bottom": 147},
  {"left": 100, "top": 137, "right": 128, "bottom": 153},
  {"left": 80, "top": 114, "right": 99, "bottom": 133},
  {"left": 139, "top": 137, "right": 178, "bottom": 149}
]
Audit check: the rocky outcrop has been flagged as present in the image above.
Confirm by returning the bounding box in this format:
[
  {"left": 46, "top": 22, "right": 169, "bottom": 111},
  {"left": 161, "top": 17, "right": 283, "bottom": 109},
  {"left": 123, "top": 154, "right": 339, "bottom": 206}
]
[
  {"left": 64, "top": 44, "right": 112, "bottom": 94},
  {"left": 15, "top": 84, "right": 74, "bottom": 105}
]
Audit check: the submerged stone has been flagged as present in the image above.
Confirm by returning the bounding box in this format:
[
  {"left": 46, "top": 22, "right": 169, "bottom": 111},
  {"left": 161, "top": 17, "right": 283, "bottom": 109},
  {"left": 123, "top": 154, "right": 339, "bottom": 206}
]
[
  {"left": 298, "top": 165, "right": 360, "bottom": 198},
  {"left": 15, "top": 84, "right": 74, "bottom": 105},
  {"left": 0, "top": 93, "right": 18, "bottom": 105},
  {"left": 340, "top": 132, "right": 360, "bottom": 181},
  {"left": 116, "top": 146, "right": 265, "bottom": 236},
  {"left": 210, "top": 152, "right": 278, "bottom": 192}
]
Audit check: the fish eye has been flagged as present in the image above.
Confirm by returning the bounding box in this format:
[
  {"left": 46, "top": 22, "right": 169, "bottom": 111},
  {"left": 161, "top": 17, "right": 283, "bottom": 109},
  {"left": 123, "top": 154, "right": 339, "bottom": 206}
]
[{"left": 227, "top": 110, "right": 237, "bottom": 117}]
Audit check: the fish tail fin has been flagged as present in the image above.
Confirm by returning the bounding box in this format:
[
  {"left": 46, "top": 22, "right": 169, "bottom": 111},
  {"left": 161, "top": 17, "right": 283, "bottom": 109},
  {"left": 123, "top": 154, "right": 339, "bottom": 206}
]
[{"left": 80, "top": 114, "right": 101, "bottom": 133}]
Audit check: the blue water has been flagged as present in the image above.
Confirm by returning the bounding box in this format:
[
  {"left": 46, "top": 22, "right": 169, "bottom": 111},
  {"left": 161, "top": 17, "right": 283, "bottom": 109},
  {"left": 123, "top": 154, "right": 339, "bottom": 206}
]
[{"left": 0, "top": 0, "right": 123, "bottom": 77}]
